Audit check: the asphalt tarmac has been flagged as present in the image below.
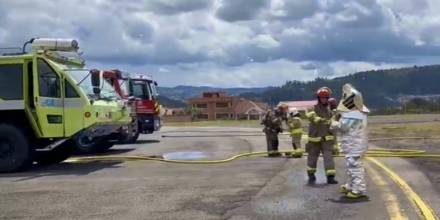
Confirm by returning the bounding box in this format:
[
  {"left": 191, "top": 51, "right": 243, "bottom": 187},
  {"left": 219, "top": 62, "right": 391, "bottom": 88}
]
[{"left": 0, "top": 127, "right": 438, "bottom": 220}]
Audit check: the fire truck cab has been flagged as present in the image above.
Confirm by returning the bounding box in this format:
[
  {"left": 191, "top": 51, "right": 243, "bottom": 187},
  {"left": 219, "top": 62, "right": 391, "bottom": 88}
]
[{"left": 103, "top": 70, "right": 161, "bottom": 143}]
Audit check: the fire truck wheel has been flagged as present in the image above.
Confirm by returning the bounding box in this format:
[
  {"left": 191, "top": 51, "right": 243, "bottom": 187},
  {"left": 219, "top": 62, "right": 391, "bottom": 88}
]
[
  {"left": 97, "top": 139, "right": 115, "bottom": 152},
  {"left": 0, "top": 124, "right": 34, "bottom": 173},
  {"left": 75, "top": 135, "right": 101, "bottom": 154},
  {"left": 119, "top": 119, "right": 140, "bottom": 144},
  {"left": 126, "top": 132, "right": 140, "bottom": 144},
  {"left": 121, "top": 130, "right": 139, "bottom": 144},
  {"left": 35, "top": 141, "right": 74, "bottom": 165}
]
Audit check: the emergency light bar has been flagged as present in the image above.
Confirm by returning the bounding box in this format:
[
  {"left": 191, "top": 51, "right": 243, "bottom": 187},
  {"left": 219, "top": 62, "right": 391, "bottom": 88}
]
[{"left": 32, "top": 38, "right": 79, "bottom": 52}]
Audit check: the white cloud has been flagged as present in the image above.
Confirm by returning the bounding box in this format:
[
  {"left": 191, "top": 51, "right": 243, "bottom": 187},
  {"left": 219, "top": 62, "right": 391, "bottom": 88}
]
[
  {"left": 108, "top": 59, "right": 407, "bottom": 87},
  {"left": 269, "top": 0, "right": 320, "bottom": 20},
  {"left": 215, "top": 0, "right": 268, "bottom": 22},
  {"left": 1, "top": 0, "right": 439, "bottom": 87},
  {"left": 144, "top": 0, "right": 214, "bottom": 15}
]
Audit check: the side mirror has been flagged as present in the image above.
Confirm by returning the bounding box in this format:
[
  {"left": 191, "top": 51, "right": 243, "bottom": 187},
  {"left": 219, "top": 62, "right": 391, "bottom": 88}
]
[
  {"left": 128, "top": 96, "right": 142, "bottom": 101},
  {"left": 90, "top": 69, "right": 101, "bottom": 95},
  {"left": 128, "top": 96, "right": 136, "bottom": 102}
]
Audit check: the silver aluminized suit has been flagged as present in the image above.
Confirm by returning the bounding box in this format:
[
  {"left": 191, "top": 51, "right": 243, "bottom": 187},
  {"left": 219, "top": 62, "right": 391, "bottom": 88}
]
[{"left": 334, "top": 110, "right": 368, "bottom": 194}]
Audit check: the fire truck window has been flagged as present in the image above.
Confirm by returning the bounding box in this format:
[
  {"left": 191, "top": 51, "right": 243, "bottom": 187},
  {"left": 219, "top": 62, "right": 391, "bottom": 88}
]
[
  {"left": 145, "top": 83, "right": 152, "bottom": 100},
  {"left": 0, "top": 64, "right": 23, "bottom": 100},
  {"left": 65, "top": 79, "right": 80, "bottom": 98},
  {"left": 150, "top": 81, "right": 159, "bottom": 96},
  {"left": 132, "top": 83, "right": 145, "bottom": 99},
  {"left": 37, "top": 59, "right": 60, "bottom": 98}
]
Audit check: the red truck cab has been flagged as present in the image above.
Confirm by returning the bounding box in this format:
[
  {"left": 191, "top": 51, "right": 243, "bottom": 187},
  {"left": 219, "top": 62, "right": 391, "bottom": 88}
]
[{"left": 103, "top": 70, "right": 161, "bottom": 142}]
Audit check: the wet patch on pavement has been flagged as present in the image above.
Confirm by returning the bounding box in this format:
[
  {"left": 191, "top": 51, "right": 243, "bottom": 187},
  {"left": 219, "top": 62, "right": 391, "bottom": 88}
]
[{"left": 163, "top": 151, "right": 208, "bottom": 160}]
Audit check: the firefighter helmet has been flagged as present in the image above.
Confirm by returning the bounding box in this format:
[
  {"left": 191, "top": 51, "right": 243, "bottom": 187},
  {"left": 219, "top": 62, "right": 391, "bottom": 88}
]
[
  {"left": 316, "top": 87, "right": 332, "bottom": 98},
  {"left": 288, "top": 107, "right": 299, "bottom": 116},
  {"left": 337, "top": 84, "right": 369, "bottom": 113}
]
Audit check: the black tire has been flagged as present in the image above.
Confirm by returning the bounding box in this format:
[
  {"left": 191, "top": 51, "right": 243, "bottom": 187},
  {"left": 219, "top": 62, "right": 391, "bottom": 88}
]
[
  {"left": 35, "top": 140, "right": 74, "bottom": 165},
  {"left": 120, "top": 130, "right": 139, "bottom": 144},
  {"left": 0, "top": 124, "right": 33, "bottom": 173},
  {"left": 74, "top": 135, "right": 101, "bottom": 154},
  {"left": 75, "top": 135, "right": 114, "bottom": 154},
  {"left": 96, "top": 139, "right": 115, "bottom": 152},
  {"left": 126, "top": 131, "right": 139, "bottom": 144},
  {"left": 119, "top": 119, "right": 140, "bottom": 144}
]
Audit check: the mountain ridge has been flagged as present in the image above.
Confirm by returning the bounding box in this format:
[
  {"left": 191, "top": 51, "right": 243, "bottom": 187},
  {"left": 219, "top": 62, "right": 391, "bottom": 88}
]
[{"left": 157, "top": 64, "right": 440, "bottom": 109}]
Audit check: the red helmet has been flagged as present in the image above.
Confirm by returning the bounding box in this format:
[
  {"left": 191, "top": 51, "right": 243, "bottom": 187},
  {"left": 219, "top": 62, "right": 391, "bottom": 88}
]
[{"left": 316, "top": 87, "right": 331, "bottom": 98}]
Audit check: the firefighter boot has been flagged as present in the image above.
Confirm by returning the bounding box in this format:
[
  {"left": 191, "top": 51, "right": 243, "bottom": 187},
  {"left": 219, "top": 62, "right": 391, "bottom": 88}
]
[
  {"left": 327, "top": 175, "right": 339, "bottom": 184},
  {"left": 292, "top": 149, "right": 303, "bottom": 158},
  {"left": 340, "top": 185, "right": 350, "bottom": 194},
  {"left": 346, "top": 191, "right": 367, "bottom": 199},
  {"left": 308, "top": 173, "right": 316, "bottom": 184}
]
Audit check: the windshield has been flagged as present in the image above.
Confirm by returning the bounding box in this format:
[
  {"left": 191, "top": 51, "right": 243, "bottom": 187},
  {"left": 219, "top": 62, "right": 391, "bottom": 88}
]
[
  {"left": 67, "top": 69, "right": 119, "bottom": 100},
  {"left": 131, "top": 80, "right": 152, "bottom": 100}
]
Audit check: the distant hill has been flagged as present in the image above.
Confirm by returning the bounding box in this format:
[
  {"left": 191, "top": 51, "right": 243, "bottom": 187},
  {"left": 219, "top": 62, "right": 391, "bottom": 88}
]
[
  {"left": 157, "top": 86, "right": 271, "bottom": 101},
  {"left": 157, "top": 95, "right": 187, "bottom": 108},
  {"left": 157, "top": 65, "right": 440, "bottom": 109},
  {"left": 255, "top": 65, "right": 440, "bottom": 109}
]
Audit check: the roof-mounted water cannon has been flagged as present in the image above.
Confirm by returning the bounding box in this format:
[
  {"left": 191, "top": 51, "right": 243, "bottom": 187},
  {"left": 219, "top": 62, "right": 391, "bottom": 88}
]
[
  {"left": 24, "top": 38, "right": 85, "bottom": 66},
  {"left": 31, "top": 38, "right": 79, "bottom": 52}
]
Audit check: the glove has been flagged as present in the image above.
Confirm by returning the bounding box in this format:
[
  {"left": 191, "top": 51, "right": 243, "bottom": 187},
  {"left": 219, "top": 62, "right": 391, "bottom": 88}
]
[
  {"left": 305, "top": 111, "right": 316, "bottom": 120},
  {"left": 313, "top": 116, "right": 323, "bottom": 123},
  {"left": 330, "top": 121, "right": 340, "bottom": 130},
  {"left": 332, "top": 144, "right": 340, "bottom": 155}
]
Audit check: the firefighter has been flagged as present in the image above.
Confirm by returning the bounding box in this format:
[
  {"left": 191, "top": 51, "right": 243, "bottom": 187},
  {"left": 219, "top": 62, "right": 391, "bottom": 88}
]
[
  {"left": 286, "top": 108, "right": 303, "bottom": 158},
  {"left": 305, "top": 87, "right": 338, "bottom": 184},
  {"left": 261, "top": 106, "right": 284, "bottom": 157},
  {"left": 331, "top": 84, "right": 370, "bottom": 199}
]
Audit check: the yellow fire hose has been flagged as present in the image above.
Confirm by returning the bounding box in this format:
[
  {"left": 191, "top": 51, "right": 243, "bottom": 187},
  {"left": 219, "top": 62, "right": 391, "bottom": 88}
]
[
  {"left": 162, "top": 134, "right": 440, "bottom": 141},
  {"left": 64, "top": 135, "right": 440, "bottom": 164},
  {"left": 66, "top": 147, "right": 440, "bottom": 164},
  {"left": 369, "top": 137, "right": 440, "bottom": 141}
]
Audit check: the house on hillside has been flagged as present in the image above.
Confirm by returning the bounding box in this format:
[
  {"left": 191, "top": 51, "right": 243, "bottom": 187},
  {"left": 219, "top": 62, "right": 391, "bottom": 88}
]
[
  {"left": 186, "top": 92, "right": 268, "bottom": 120},
  {"left": 163, "top": 108, "right": 185, "bottom": 116},
  {"left": 234, "top": 99, "right": 268, "bottom": 120}
]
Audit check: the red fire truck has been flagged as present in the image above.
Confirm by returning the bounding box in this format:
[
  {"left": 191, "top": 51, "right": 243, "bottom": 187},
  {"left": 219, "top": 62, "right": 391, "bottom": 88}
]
[{"left": 103, "top": 70, "right": 162, "bottom": 143}]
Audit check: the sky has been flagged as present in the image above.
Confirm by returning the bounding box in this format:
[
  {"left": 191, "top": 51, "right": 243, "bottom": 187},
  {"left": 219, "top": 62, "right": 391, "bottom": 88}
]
[{"left": 1, "top": 0, "right": 440, "bottom": 87}]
